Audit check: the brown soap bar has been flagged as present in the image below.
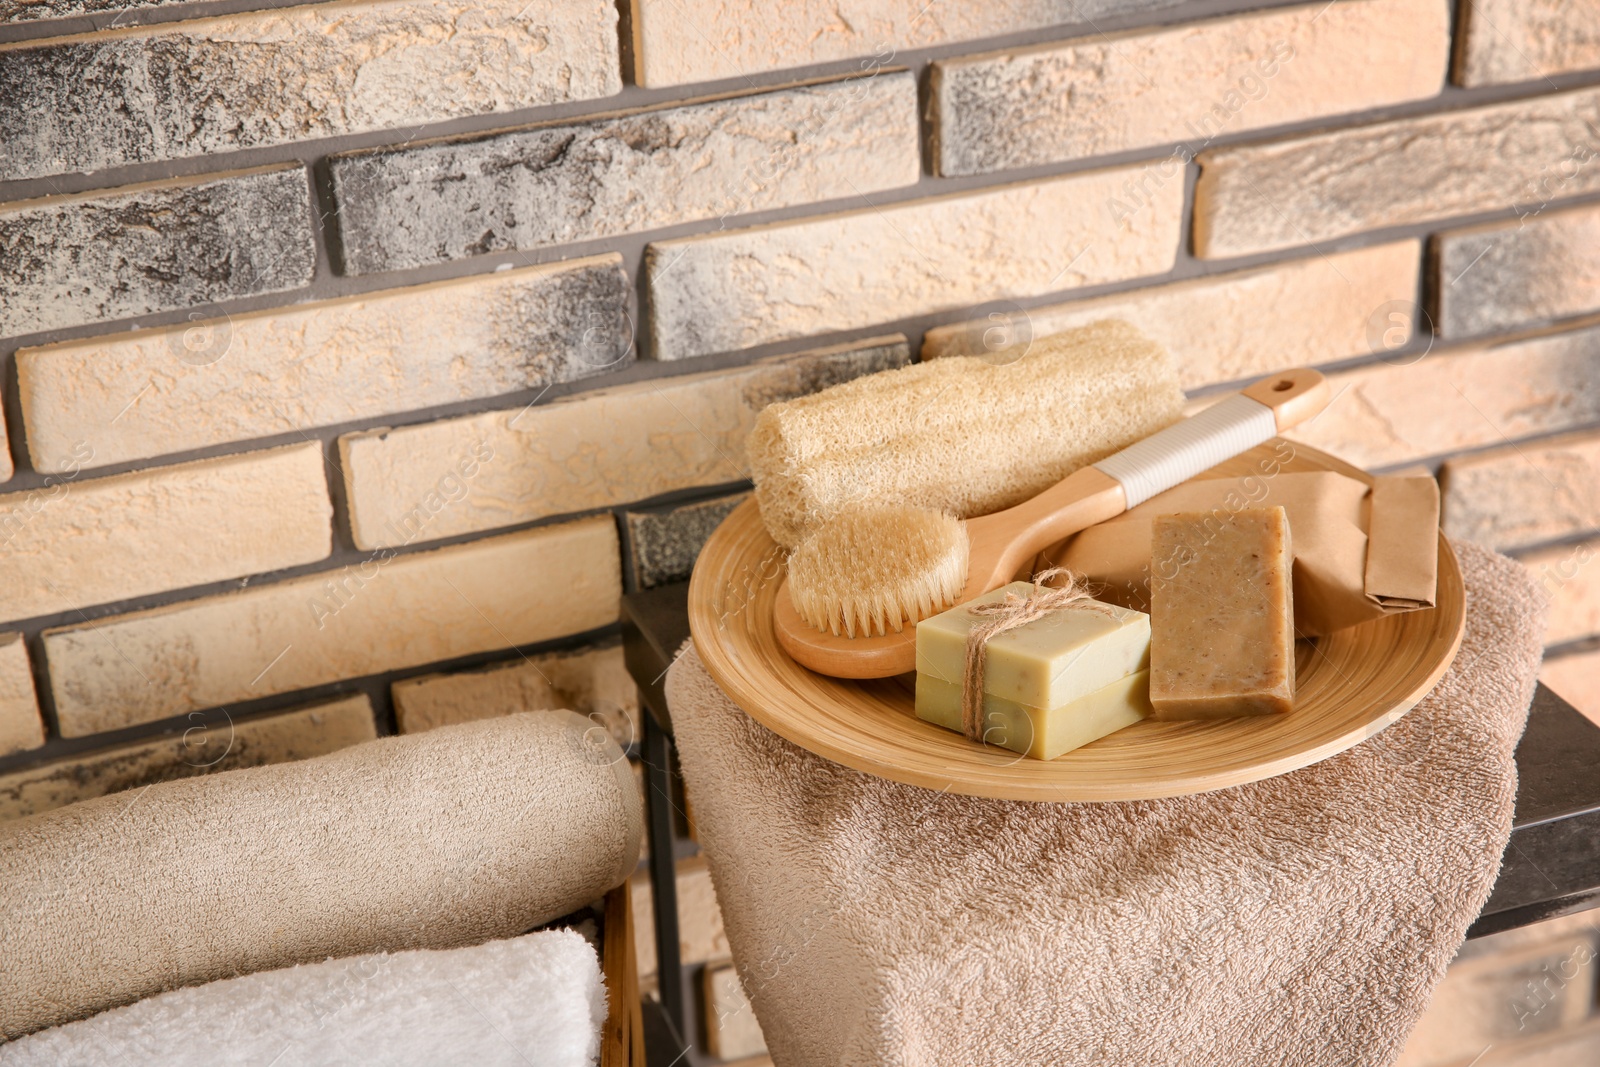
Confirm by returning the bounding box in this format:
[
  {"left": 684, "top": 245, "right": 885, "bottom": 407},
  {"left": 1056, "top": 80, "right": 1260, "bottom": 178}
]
[{"left": 1149, "top": 507, "right": 1294, "bottom": 719}]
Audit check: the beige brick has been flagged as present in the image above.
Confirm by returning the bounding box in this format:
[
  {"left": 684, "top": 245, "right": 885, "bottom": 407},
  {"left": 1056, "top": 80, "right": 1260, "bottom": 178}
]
[
  {"left": 932, "top": 0, "right": 1447, "bottom": 175},
  {"left": 17, "top": 257, "right": 630, "bottom": 473},
  {"left": 704, "top": 965, "right": 769, "bottom": 1061},
  {"left": 0, "top": 400, "right": 11, "bottom": 483},
  {"left": 631, "top": 857, "right": 730, "bottom": 978},
  {"left": 0, "top": 695, "right": 376, "bottom": 822},
  {"left": 1541, "top": 651, "right": 1600, "bottom": 728},
  {"left": 627, "top": 0, "right": 1186, "bottom": 87},
  {"left": 1283, "top": 324, "right": 1600, "bottom": 470},
  {"left": 1434, "top": 200, "right": 1600, "bottom": 339},
  {"left": 1441, "top": 431, "right": 1600, "bottom": 552},
  {"left": 1396, "top": 929, "right": 1597, "bottom": 1066},
  {"left": 647, "top": 165, "right": 1182, "bottom": 360},
  {"left": 43, "top": 517, "right": 620, "bottom": 737},
  {"left": 0, "top": 634, "right": 43, "bottom": 758},
  {"left": 0, "top": 0, "right": 621, "bottom": 181},
  {"left": 393, "top": 642, "right": 639, "bottom": 748},
  {"left": 331, "top": 73, "right": 920, "bottom": 273},
  {"left": 922, "top": 241, "right": 1420, "bottom": 389},
  {"left": 1457, "top": 0, "right": 1600, "bottom": 86},
  {"left": 1522, "top": 537, "right": 1600, "bottom": 647},
  {"left": 1194, "top": 87, "right": 1600, "bottom": 259},
  {"left": 340, "top": 337, "right": 909, "bottom": 550},
  {"left": 0, "top": 443, "right": 331, "bottom": 625}
]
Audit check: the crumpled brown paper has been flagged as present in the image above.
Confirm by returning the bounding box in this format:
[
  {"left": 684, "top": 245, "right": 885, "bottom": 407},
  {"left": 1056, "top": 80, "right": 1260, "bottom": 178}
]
[{"left": 1050, "top": 469, "right": 1439, "bottom": 637}]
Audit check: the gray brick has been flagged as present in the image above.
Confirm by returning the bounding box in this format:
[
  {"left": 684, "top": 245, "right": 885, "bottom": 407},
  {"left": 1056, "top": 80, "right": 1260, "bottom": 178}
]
[
  {"left": 2, "top": 0, "right": 180, "bottom": 22},
  {"left": 1195, "top": 86, "right": 1600, "bottom": 259},
  {"left": 330, "top": 73, "right": 918, "bottom": 274},
  {"left": 1433, "top": 200, "right": 1600, "bottom": 339},
  {"left": 0, "top": 0, "right": 621, "bottom": 181},
  {"left": 625, "top": 493, "right": 749, "bottom": 590},
  {"left": 1441, "top": 430, "right": 1600, "bottom": 552},
  {"left": 932, "top": 0, "right": 1447, "bottom": 176},
  {"left": 0, "top": 165, "right": 314, "bottom": 339},
  {"left": 630, "top": 0, "right": 1188, "bottom": 88},
  {"left": 1456, "top": 0, "right": 1600, "bottom": 86}
]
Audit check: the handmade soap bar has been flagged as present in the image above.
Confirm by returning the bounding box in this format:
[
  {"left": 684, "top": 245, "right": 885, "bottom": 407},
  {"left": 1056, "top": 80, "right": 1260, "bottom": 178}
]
[
  {"left": 915, "top": 582, "right": 1150, "bottom": 708},
  {"left": 1149, "top": 507, "right": 1295, "bottom": 719},
  {"left": 916, "top": 670, "right": 1152, "bottom": 760}
]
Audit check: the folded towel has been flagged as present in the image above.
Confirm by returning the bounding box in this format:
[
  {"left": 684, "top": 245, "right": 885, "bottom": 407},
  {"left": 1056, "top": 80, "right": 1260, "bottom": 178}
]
[
  {"left": 0, "top": 930, "right": 604, "bottom": 1067},
  {"left": 665, "top": 541, "right": 1545, "bottom": 1066},
  {"left": 0, "top": 711, "right": 642, "bottom": 1040}
]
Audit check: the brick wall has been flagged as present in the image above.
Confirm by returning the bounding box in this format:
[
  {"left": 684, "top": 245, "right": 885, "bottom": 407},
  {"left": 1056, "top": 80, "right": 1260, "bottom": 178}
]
[{"left": 1, "top": 0, "right": 1598, "bottom": 1056}]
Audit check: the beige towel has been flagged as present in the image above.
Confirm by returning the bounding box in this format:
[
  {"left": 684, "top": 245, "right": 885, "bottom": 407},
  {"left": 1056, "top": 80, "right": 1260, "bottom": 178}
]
[
  {"left": 665, "top": 542, "right": 1545, "bottom": 1066},
  {"left": 0, "top": 711, "right": 642, "bottom": 1040}
]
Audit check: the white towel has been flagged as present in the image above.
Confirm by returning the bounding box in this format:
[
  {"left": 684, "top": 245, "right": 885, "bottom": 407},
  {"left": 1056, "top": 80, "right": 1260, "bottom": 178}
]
[{"left": 0, "top": 930, "right": 605, "bottom": 1067}]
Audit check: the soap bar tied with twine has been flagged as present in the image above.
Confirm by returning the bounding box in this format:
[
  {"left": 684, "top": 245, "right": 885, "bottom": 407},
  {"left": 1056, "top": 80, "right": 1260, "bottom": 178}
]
[{"left": 960, "top": 568, "right": 1121, "bottom": 741}]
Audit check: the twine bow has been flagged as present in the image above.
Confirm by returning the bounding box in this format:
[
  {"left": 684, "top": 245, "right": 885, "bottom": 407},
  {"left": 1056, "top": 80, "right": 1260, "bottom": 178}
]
[{"left": 960, "top": 567, "right": 1119, "bottom": 742}]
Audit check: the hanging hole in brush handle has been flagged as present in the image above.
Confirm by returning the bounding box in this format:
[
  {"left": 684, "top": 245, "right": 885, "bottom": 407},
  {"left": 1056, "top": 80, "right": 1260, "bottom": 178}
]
[{"left": 1092, "top": 368, "right": 1329, "bottom": 509}]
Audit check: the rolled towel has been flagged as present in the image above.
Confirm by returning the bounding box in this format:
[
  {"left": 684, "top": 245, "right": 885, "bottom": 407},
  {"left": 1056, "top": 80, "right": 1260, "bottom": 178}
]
[
  {"left": 2, "top": 930, "right": 605, "bottom": 1067},
  {"left": 746, "top": 319, "right": 1184, "bottom": 548},
  {"left": 0, "top": 711, "right": 642, "bottom": 1040}
]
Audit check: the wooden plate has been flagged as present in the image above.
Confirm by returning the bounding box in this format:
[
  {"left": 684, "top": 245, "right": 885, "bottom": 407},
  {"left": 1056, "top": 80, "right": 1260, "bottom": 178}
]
[{"left": 687, "top": 442, "right": 1466, "bottom": 802}]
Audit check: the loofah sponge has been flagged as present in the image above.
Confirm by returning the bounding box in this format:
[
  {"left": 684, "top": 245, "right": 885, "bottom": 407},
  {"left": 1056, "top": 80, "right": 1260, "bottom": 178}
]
[{"left": 747, "top": 319, "right": 1185, "bottom": 549}]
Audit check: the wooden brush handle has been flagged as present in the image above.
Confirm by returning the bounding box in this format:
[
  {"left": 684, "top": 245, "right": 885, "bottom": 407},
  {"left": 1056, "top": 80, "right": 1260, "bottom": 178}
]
[{"left": 774, "top": 368, "right": 1331, "bottom": 679}]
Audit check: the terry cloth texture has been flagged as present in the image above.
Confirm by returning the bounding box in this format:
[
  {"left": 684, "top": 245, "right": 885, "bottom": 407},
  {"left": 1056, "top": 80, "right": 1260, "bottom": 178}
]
[
  {"left": 1, "top": 929, "right": 605, "bottom": 1067},
  {"left": 665, "top": 541, "right": 1545, "bottom": 1067},
  {"left": 746, "top": 319, "right": 1184, "bottom": 549},
  {"left": 0, "top": 711, "right": 642, "bottom": 1041}
]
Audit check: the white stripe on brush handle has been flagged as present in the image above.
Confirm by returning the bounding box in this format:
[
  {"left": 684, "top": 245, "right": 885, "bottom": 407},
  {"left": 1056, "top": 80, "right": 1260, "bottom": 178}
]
[{"left": 1093, "top": 394, "right": 1278, "bottom": 508}]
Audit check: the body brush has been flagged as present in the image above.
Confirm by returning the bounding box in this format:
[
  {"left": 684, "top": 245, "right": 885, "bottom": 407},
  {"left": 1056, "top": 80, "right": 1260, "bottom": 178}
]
[{"left": 774, "top": 368, "right": 1332, "bottom": 678}]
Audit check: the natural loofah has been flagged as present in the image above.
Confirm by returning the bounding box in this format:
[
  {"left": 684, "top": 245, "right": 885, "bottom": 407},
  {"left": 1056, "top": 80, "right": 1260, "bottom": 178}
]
[
  {"left": 787, "top": 505, "right": 969, "bottom": 637},
  {"left": 747, "top": 319, "right": 1185, "bottom": 549}
]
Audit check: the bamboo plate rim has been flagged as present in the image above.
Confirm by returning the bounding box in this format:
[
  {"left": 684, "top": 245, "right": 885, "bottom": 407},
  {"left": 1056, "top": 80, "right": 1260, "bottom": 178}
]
[{"left": 688, "top": 441, "right": 1466, "bottom": 802}]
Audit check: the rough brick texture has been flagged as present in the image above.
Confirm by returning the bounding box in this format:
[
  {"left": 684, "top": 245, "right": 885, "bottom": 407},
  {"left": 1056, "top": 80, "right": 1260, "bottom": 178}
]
[
  {"left": 922, "top": 241, "right": 1419, "bottom": 389},
  {"left": 332, "top": 73, "right": 919, "bottom": 274},
  {"left": 0, "top": 695, "right": 377, "bottom": 821},
  {"left": 626, "top": 493, "right": 749, "bottom": 590},
  {"left": 1433, "top": 201, "right": 1600, "bottom": 339},
  {"left": 392, "top": 643, "right": 638, "bottom": 747},
  {"left": 627, "top": 0, "right": 1188, "bottom": 87},
  {"left": 1286, "top": 324, "right": 1600, "bottom": 470},
  {"left": 932, "top": 0, "right": 1447, "bottom": 175},
  {"left": 1456, "top": 0, "right": 1600, "bottom": 86},
  {"left": 0, "top": 0, "right": 621, "bottom": 181},
  {"left": 1195, "top": 87, "right": 1600, "bottom": 258},
  {"left": 0, "top": 635, "right": 42, "bottom": 758},
  {"left": 0, "top": 443, "right": 331, "bottom": 625},
  {"left": 647, "top": 166, "right": 1182, "bottom": 360},
  {"left": 1442, "top": 431, "right": 1600, "bottom": 552},
  {"left": 339, "top": 337, "right": 909, "bottom": 550},
  {"left": 0, "top": 166, "right": 315, "bottom": 340},
  {"left": 43, "top": 517, "right": 619, "bottom": 736},
  {"left": 17, "top": 256, "right": 630, "bottom": 473},
  {"left": 1523, "top": 537, "right": 1600, "bottom": 647},
  {"left": 1, "top": 0, "right": 177, "bottom": 21}
]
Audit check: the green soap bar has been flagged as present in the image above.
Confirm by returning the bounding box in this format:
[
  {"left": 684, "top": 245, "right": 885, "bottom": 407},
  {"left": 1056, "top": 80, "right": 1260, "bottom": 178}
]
[
  {"left": 915, "top": 670, "right": 1152, "bottom": 760},
  {"left": 914, "top": 581, "right": 1151, "bottom": 708}
]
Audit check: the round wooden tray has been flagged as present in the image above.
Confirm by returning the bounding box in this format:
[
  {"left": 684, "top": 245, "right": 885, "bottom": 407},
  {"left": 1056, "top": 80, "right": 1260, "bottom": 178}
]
[{"left": 687, "top": 442, "right": 1466, "bottom": 802}]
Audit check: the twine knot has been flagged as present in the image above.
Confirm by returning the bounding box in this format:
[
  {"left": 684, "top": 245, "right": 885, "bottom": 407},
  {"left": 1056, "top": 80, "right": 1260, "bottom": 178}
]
[{"left": 960, "top": 568, "right": 1119, "bottom": 742}]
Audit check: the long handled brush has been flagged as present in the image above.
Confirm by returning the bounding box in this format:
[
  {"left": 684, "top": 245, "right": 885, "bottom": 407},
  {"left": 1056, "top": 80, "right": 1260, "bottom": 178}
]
[{"left": 774, "top": 368, "right": 1331, "bottom": 678}]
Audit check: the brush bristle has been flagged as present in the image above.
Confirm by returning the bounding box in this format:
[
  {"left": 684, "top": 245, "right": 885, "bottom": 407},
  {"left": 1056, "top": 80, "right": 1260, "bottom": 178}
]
[{"left": 787, "top": 506, "right": 970, "bottom": 638}]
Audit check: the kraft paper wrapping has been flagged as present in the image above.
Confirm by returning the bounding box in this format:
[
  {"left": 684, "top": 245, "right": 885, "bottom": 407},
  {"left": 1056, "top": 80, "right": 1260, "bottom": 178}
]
[{"left": 1052, "top": 466, "right": 1439, "bottom": 637}]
